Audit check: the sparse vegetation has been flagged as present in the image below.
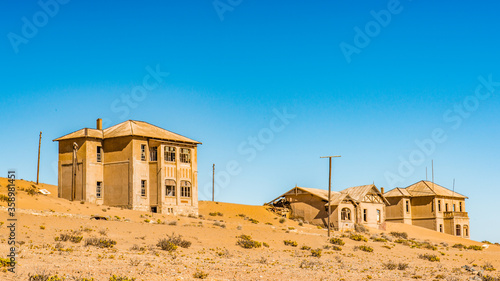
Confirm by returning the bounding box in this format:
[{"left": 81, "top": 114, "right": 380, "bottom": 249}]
[
  {"left": 157, "top": 233, "right": 191, "bottom": 251},
  {"left": 236, "top": 234, "right": 262, "bottom": 249},
  {"left": 382, "top": 261, "right": 408, "bottom": 270},
  {"left": 109, "top": 275, "right": 136, "bottom": 281},
  {"left": 390, "top": 231, "right": 408, "bottom": 239},
  {"left": 354, "top": 245, "right": 373, "bottom": 252},
  {"left": 283, "top": 240, "right": 298, "bottom": 247},
  {"left": 329, "top": 238, "right": 345, "bottom": 246},
  {"left": 310, "top": 248, "right": 322, "bottom": 257},
  {"left": 279, "top": 218, "right": 286, "bottom": 223},
  {"left": 418, "top": 253, "right": 440, "bottom": 262},
  {"left": 354, "top": 224, "right": 369, "bottom": 233},
  {"left": 56, "top": 233, "right": 83, "bottom": 243},
  {"left": 483, "top": 262, "right": 496, "bottom": 271},
  {"left": 85, "top": 237, "right": 117, "bottom": 248},
  {"left": 193, "top": 269, "right": 209, "bottom": 279},
  {"left": 349, "top": 234, "right": 368, "bottom": 242},
  {"left": 301, "top": 245, "right": 311, "bottom": 250}
]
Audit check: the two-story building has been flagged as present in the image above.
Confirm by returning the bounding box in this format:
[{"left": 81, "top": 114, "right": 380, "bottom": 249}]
[
  {"left": 384, "top": 180, "right": 469, "bottom": 238},
  {"left": 53, "top": 119, "right": 201, "bottom": 215}
]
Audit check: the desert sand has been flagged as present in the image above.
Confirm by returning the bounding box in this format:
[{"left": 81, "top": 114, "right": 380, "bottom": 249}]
[{"left": 0, "top": 178, "right": 499, "bottom": 280}]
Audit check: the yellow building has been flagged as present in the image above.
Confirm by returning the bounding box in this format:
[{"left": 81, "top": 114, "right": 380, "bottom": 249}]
[
  {"left": 384, "top": 180, "right": 470, "bottom": 238},
  {"left": 53, "top": 119, "right": 201, "bottom": 215},
  {"left": 269, "top": 184, "right": 388, "bottom": 230}
]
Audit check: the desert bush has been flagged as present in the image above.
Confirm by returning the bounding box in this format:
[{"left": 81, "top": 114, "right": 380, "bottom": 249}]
[
  {"left": 279, "top": 218, "right": 286, "bottom": 223},
  {"left": 283, "top": 240, "right": 298, "bottom": 247},
  {"left": 236, "top": 235, "right": 262, "bottom": 249},
  {"left": 168, "top": 221, "right": 177, "bottom": 226},
  {"left": 482, "top": 274, "right": 500, "bottom": 281},
  {"left": 28, "top": 273, "right": 64, "bottom": 281},
  {"left": 262, "top": 242, "right": 269, "bottom": 248},
  {"left": 329, "top": 238, "right": 345, "bottom": 246},
  {"left": 109, "top": 275, "right": 136, "bottom": 281},
  {"left": 483, "top": 262, "right": 496, "bottom": 271},
  {"left": 0, "top": 194, "right": 9, "bottom": 202},
  {"left": 0, "top": 257, "right": 13, "bottom": 267},
  {"left": 157, "top": 233, "right": 191, "bottom": 251},
  {"left": 129, "top": 258, "right": 141, "bottom": 266},
  {"left": 300, "top": 259, "right": 321, "bottom": 269},
  {"left": 331, "top": 245, "right": 342, "bottom": 251},
  {"left": 394, "top": 239, "right": 410, "bottom": 245},
  {"left": 85, "top": 237, "right": 117, "bottom": 248},
  {"left": 301, "top": 245, "right": 311, "bottom": 250},
  {"left": 354, "top": 224, "right": 369, "bottom": 233},
  {"left": 311, "top": 248, "right": 322, "bottom": 257},
  {"left": 398, "top": 262, "right": 409, "bottom": 270},
  {"left": 249, "top": 218, "right": 259, "bottom": 224},
  {"left": 209, "top": 212, "right": 217, "bottom": 216},
  {"left": 382, "top": 261, "right": 397, "bottom": 270},
  {"left": 390, "top": 231, "right": 408, "bottom": 239},
  {"left": 349, "top": 234, "right": 368, "bottom": 242},
  {"left": 193, "top": 270, "right": 209, "bottom": 279},
  {"left": 452, "top": 243, "right": 466, "bottom": 249},
  {"left": 418, "top": 253, "right": 440, "bottom": 262},
  {"left": 355, "top": 245, "right": 373, "bottom": 252},
  {"left": 467, "top": 245, "right": 483, "bottom": 251},
  {"left": 56, "top": 233, "right": 83, "bottom": 243},
  {"left": 372, "top": 237, "right": 387, "bottom": 242}
]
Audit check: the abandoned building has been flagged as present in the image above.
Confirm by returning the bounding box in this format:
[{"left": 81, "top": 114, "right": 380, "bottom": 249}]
[
  {"left": 53, "top": 118, "right": 201, "bottom": 215},
  {"left": 384, "top": 180, "right": 469, "bottom": 238},
  {"left": 268, "top": 184, "right": 388, "bottom": 230}
]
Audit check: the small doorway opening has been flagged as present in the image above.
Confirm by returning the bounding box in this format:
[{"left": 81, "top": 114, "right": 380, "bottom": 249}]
[{"left": 151, "top": 206, "right": 157, "bottom": 213}]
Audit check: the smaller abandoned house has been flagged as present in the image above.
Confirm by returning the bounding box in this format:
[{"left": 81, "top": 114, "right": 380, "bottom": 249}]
[
  {"left": 53, "top": 119, "right": 201, "bottom": 215},
  {"left": 384, "top": 180, "right": 470, "bottom": 238},
  {"left": 268, "top": 184, "right": 388, "bottom": 230}
]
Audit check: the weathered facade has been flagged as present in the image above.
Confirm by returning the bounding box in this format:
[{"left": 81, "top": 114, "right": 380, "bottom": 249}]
[
  {"left": 384, "top": 180, "right": 470, "bottom": 238},
  {"left": 54, "top": 119, "right": 201, "bottom": 215},
  {"left": 269, "top": 184, "right": 388, "bottom": 230}
]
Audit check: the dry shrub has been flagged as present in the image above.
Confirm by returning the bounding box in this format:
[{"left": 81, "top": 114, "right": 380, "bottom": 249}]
[
  {"left": 329, "top": 238, "right": 345, "bottom": 246},
  {"left": 390, "top": 231, "right": 408, "bottom": 239},
  {"left": 236, "top": 235, "right": 262, "bottom": 249},
  {"left": 85, "top": 237, "right": 117, "bottom": 248}
]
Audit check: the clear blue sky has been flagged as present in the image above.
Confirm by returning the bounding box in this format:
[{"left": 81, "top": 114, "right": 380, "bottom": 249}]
[{"left": 1, "top": 0, "right": 499, "bottom": 242}]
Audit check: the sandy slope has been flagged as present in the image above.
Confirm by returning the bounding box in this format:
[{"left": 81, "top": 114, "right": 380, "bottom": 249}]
[{"left": 0, "top": 178, "right": 499, "bottom": 281}]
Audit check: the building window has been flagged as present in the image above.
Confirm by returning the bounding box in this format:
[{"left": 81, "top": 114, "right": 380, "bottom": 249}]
[
  {"left": 445, "top": 203, "right": 449, "bottom": 212},
  {"left": 341, "top": 208, "right": 351, "bottom": 221},
  {"left": 141, "top": 145, "right": 146, "bottom": 161},
  {"left": 150, "top": 147, "right": 157, "bottom": 161},
  {"left": 363, "top": 209, "right": 367, "bottom": 222},
  {"left": 438, "top": 200, "right": 441, "bottom": 212},
  {"left": 439, "top": 224, "right": 443, "bottom": 232},
  {"left": 459, "top": 202, "right": 463, "bottom": 212},
  {"left": 97, "top": 146, "right": 102, "bottom": 162},
  {"left": 180, "top": 148, "right": 191, "bottom": 163},
  {"left": 376, "top": 209, "right": 381, "bottom": 223},
  {"left": 165, "top": 179, "right": 176, "bottom": 197},
  {"left": 406, "top": 200, "right": 410, "bottom": 213},
  {"left": 456, "top": 224, "right": 461, "bottom": 236},
  {"left": 453, "top": 204, "right": 456, "bottom": 212},
  {"left": 181, "top": 181, "right": 191, "bottom": 197},
  {"left": 96, "top": 181, "right": 102, "bottom": 199},
  {"left": 164, "top": 146, "right": 176, "bottom": 162},
  {"left": 463, "top": 225, "right": 469, "bottom": 237},
  {"left": 141, "top": 180, "right": 147, "bottom": 197},
  {"left": 431, "top": 200, "right": 434, "bottom": 212}
]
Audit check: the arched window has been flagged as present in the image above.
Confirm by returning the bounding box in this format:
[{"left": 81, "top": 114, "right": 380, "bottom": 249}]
[
  {"left": 463, "top": 225, "right": 469, "bottom": 237},
  {"left": 165, "top": 179, "right": 176, "bottom": 197},
  {"left": 181, "top": 181, "right": 191, "bottom": 198},
  {"left": 341, "top": 208, "right": 351, "bottom": 221},
  {"left": 456, "top": 224, "right": 461, "bottom": 236}
]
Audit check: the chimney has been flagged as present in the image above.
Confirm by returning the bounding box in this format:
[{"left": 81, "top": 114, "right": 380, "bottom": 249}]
[
  {"left": 381, "top": 187, "right": 385, "bottom": 194},
  {"left": 96, "top": 118, "right": 102, "bottom": 130}
]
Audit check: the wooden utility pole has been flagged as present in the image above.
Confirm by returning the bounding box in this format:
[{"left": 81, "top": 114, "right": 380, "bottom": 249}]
[
  {"left": 36, "top": 132, "right": 42, "bottom": 185},
  {"left": 212, "top": 164, "right": 215, "bottom": 201},
  {"left": 320, "top": 155, "right": 341, "bottom": 237}
]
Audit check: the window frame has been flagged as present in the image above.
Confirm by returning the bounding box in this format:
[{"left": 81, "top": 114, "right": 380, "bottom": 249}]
[
  {"left": 141, "top": 180, "right": 147, "bottom": 197},
  {"left": 180, "top": 148, "right": 191, "bottom": 164},
  {"left": 141, "top": 144, "right": 147, "bottom": 161},
  {"left": 96, "top": 181, "right": 102, "bottom": 199},
  {"left": 180, "top": 181, "right": 191, "bottom": 198},
  {"left": 405, "top": 200, "right": 410, "bottom": 213},
  {"left": 376, "top": 209, "right": 381, "bottom": 223},
  {"left": 165, "top": 179, "right": 176, "bottom": 197},
  {"left": 340, "top": 208, "right": 351, "bottom": 221},
  {"left": 97, "top": 146, "right": 102, "bottom": 163},
  {"left": 164, "top": 146, "right": 176, "bottom": 162},
  {"left": 456, "top": 224, "right": 461, "bottom": 236},
  {"left": 149, "top": 146, "right": 158, "bottom": 161},
  {"left": 438, "top": 200, "right": 441, "bottom": 212},
  {"left": 363, "top": 209, "right": 367, "bottom": 222}
]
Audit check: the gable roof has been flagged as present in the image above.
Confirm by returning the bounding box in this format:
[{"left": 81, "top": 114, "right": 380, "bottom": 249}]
[
  {"left": 269, "top": 186, "right": 356, "bottom": 206},
  {"left": 340, "top": 184, "right": 390, "bottom": 205},
  {"left": 384, "top": 187, "right": 411, "bottom": 197},
  {"left": 384, "top": 181, "right": 467, "bottom": 199},
  {"left": 54, "top": 120, "right": 201, "bottom": 144}
]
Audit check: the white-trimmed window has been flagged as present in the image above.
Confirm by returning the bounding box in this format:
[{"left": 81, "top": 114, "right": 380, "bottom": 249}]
[
  {"left": 181, "top": 181, "right": 191, "bottom": 197},
  {"left": 180, "top": 148, "right": 191, "bottom": 164},
  {"left": 96, "top": 181, "right": 102, "bottom": 198},
  {"left": 141, "top": 180, "right": 147, "bottom": 197},
  {"left": 164, "top": 146, "right": 176, "bottom": 162},
  {"left": 165, "top": 179, "right": 176, "bottom": 197}
]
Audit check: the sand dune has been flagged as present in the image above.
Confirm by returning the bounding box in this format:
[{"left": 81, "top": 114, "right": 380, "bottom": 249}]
[{"left": 0, "top": 178, "right": 498, "bottom": 280}]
